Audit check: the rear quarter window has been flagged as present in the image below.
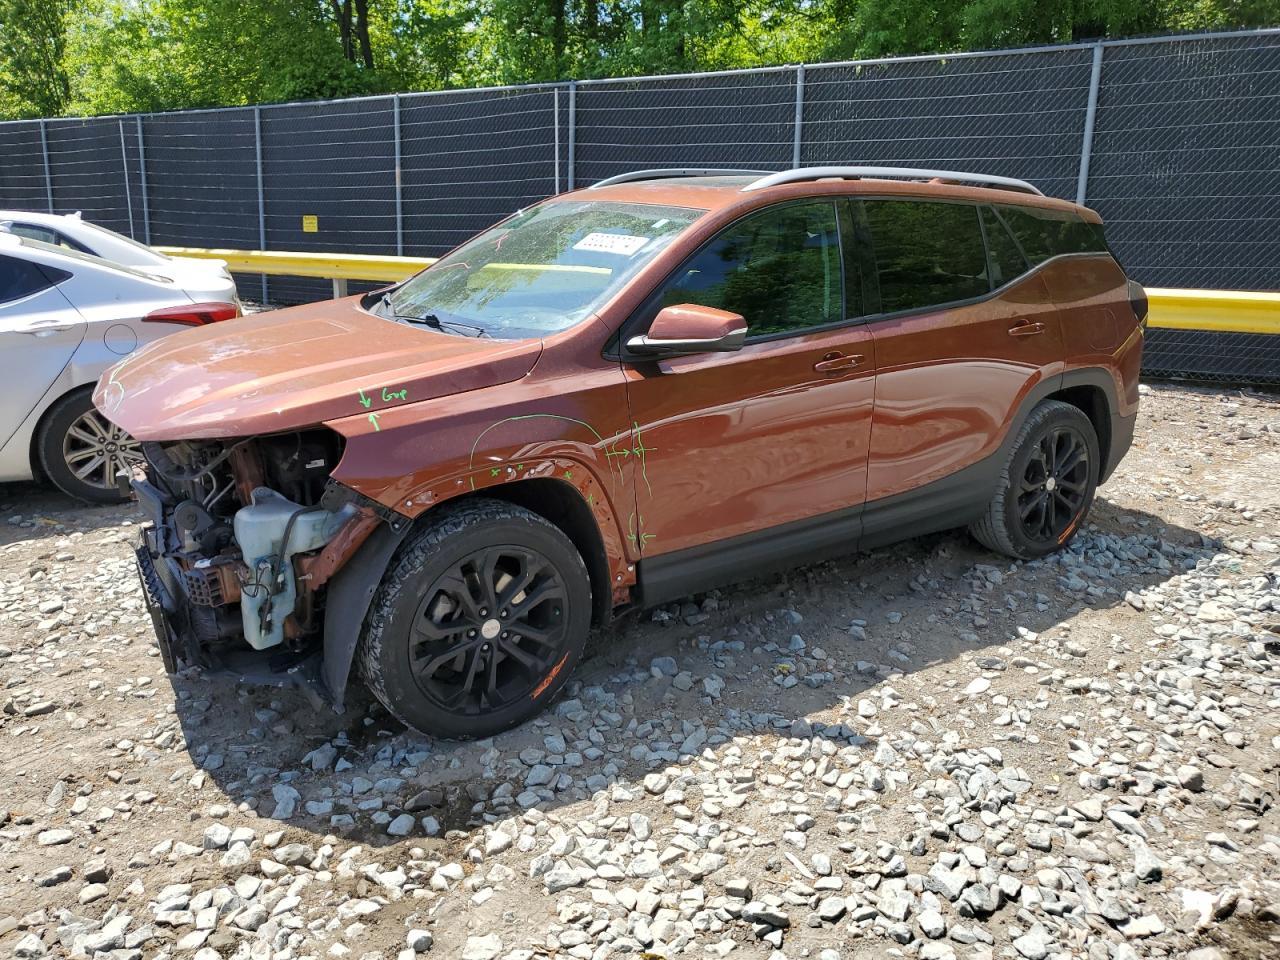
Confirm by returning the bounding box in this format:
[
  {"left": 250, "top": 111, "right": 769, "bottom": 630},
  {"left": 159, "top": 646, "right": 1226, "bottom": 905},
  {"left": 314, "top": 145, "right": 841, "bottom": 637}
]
[
  {"left": 0, "top": 255, "right": 71, "bottom": 304},
  {"left": 991, "top": 204, "right": 1108, "bottom": 266}
]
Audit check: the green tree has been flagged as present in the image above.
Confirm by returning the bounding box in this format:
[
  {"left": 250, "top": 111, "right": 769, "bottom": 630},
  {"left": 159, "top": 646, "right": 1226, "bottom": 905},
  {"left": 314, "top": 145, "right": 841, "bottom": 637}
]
[
  {"left": 65, "top": 0, "right": 378, "bottom": 115},
  {"left": 3, "top": 0, "right": 1276, "bottom": 119},
  {"left": 0, "top": 0, "right": 72, "bottom": 117}
]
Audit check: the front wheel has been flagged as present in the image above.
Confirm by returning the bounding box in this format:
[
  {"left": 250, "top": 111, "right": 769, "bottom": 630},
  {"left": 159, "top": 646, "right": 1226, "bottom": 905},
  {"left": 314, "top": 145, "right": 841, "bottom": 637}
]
[
  {"left": 358, "top": 499, "right": 591, "bottom": 739},
  {"left": 970, "top": 400, "right": 1100, "bottom": 560},
  {"left": 37, "top": 388, "right": 142, "bottom": 504}
]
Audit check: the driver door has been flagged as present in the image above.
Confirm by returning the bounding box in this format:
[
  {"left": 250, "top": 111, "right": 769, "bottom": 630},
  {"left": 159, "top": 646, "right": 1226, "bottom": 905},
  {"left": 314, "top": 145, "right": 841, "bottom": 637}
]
[{"left": 620, "top": 199, "right": 876, "bottom": 585}]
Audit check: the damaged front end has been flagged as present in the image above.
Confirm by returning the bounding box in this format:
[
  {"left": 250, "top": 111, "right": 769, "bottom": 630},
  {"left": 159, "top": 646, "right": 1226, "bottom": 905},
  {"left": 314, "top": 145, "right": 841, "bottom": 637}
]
[{"left": 132, "top": 429, "right": 397, "bottom": 708}]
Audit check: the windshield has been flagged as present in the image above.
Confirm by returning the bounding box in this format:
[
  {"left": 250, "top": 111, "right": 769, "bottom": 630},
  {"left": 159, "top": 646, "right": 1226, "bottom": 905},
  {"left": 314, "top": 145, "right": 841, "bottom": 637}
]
[{"left": 388, "top": 200, "right": 704, "bottom": 339}]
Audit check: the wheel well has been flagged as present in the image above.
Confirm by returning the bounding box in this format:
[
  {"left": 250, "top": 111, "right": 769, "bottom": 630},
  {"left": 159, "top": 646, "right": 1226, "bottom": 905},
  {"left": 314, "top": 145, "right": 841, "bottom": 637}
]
[
  {"left": 458, "top": 479, "right": 613, "bottom": 626},
  {"left": 1046, "top": 384, "right": 1112, "bottom": 475}
]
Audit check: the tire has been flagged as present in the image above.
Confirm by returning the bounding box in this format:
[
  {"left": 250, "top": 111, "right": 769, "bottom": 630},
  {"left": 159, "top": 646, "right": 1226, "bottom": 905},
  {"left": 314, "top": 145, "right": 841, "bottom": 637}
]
[
  {"left": 969, "top": 399, "right": 1100, "bottom": 560},
  {"left": 37, "top": 388, "right": 142, "bottom": 504},
  {"left": 358, "top": 498, "right": 591, "bottom": 739}
]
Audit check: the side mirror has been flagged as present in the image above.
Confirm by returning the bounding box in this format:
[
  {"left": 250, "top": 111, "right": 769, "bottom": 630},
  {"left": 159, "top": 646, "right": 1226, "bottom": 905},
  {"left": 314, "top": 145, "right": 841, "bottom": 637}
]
[{"left": 626, "top": 303, "right": 748, "bottom": 357}]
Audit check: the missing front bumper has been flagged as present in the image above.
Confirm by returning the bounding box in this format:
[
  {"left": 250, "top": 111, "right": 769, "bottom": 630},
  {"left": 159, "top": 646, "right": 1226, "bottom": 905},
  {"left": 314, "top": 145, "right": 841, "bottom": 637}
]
[{"left": 133, "top": 531, "right": 330, "bottom": 710}]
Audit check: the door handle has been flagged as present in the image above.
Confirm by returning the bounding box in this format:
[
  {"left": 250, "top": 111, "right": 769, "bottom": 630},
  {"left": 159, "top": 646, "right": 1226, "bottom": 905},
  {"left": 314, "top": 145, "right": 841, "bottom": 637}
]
[
  {"left": 16, "top": 323, "right": 79, "bottom": 337},
  {"left": 813, "top": 352, "right": 866, "bottom": 374},
  {"left": 1009, "top": 320, "right": 1046, "bottom": 337}
]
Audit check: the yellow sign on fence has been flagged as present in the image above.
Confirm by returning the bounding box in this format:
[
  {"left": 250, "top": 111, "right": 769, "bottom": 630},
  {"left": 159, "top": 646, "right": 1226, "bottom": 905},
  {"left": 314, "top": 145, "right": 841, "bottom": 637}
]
[{"left": 301, "top": 215, "right": 318, "bottom": 233}]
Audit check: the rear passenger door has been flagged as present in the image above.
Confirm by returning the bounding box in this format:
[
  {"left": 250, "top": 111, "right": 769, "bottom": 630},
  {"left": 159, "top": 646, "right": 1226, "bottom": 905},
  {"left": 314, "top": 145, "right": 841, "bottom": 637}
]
[{"left": 856, "top": 197, "right": 1064, "bottom": 517}]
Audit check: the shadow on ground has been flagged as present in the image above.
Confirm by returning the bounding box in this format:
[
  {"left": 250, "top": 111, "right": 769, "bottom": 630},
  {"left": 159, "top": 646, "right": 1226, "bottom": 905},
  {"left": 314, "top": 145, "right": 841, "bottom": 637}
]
[
  {"left": 152, "top": 492, "right": 1218, "bottom": 848},
  {"left": 0, "top": 481, "right": 142, "bottom": 549}
]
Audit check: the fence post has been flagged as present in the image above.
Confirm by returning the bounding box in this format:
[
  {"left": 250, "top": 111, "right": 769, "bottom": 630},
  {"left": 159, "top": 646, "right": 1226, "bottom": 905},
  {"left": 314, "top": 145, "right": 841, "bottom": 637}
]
[
  {"left": 136, "top": 116, "right": 151, "bottom": 245},
  {"left": 118, "top": 119, "right": 136, "bottom": 239},
  {"left": 567, "top": 80, "right": 576, "bottom": 190},
  {"left": 393, "top": 94, "right": 403, "bottom": 256},
  {"left": 1076, "top": 43, "right": 1104, "bottom": 205},
  {"left": 254, "top": 106, "right": 267, "bottom": 304},
  {"left": 38, "top": 119, "right": 53, "bottom": 213},
  {"left": 792, "top": 64, "right": 805, "bottom": 169},
  {"left": 554, "top": 87, "right": 561, "bottom": 194}
]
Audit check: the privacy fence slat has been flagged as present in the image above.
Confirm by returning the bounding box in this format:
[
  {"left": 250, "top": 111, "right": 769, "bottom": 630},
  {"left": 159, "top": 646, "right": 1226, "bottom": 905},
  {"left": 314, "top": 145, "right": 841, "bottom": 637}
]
[{"left": 0, "top": 27, "right": 1276, "bottom": 382}]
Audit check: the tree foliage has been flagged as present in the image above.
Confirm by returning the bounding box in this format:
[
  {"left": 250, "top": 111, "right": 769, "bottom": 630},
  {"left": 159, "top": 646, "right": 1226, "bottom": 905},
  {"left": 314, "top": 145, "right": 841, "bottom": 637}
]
[
  {"left": 0, "top": 0, "right": 1273, "bottom": 118},
  {"left": 0, "top": 0, "right": 72, "bottom": 117}
]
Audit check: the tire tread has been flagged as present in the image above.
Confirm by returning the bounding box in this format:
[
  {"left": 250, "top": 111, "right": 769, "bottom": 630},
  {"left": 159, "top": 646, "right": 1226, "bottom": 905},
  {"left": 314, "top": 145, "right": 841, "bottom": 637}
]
[
  {"left": 969, "top": 400, "right": 1096, "bottom": 559},
  {"left": 357, "top": 497, "right": 588, "bottom": 738}
]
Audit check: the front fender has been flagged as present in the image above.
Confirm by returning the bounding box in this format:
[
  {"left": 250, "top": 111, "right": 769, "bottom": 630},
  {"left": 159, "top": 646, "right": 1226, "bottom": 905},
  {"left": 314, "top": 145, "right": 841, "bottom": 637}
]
[
  {"left": 328, "top": 399, "right": 639, "bottom": 572},
  {"left": 321, "top": 519, "right": 410, "bottom": 712}
]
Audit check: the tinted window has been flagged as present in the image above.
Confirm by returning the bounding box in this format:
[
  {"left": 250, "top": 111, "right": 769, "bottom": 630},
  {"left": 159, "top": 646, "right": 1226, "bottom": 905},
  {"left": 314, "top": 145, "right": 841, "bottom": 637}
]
[
  {"left": 659, "top": 201, "right": 842, "bottom": 338},
  {"left": 991, "top": 205, "right": 1107, "bottom": 265},
  {"left": 0, "top": 255, "right": 69, "bottom": 304},
  {"left": 981, "top": 206, "right": 1029, "bottom": 288},
  {"left": 864, "top": 200, "right": 988, "bottom": 313},
  {"left": 3, "top": 223, "right": 91, "bottom": 254}
]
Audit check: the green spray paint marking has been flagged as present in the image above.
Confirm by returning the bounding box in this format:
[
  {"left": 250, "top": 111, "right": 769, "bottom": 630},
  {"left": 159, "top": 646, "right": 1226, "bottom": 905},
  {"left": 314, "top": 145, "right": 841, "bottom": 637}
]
[
  {"left": 467, "top": 413, "right": 627, "bottom": 489},
  {"left": 358, "top": 386, "right": 407, "bottom": 410},
  {"left": 367, "top": 412, "right": 381, "bottom": 431},
  {"left": 626, "top": 511, "right": 655, "bottom": 548},
  {"left": 604, "top": 423, "right": 657, "bottom": 496}
]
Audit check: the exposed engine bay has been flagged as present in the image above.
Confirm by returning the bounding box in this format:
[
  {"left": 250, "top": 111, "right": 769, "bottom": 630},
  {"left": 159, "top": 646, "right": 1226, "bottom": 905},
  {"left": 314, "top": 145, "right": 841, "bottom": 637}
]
[{"left": 132, "top": 429, "right": 389, "bottom": 701}]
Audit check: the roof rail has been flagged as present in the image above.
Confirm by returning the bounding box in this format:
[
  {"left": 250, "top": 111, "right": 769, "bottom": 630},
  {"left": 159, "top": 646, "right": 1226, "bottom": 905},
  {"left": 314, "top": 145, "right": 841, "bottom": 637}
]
[
  {"left": 742, "top": 166, "right": 1044, "bottom": 196},
  {"left": 587, "top": 168, "right": 777, "bottom": 189}
]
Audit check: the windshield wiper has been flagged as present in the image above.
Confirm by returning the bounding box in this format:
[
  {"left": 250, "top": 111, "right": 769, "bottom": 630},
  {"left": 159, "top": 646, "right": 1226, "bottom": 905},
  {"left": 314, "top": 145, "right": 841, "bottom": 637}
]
[{"left": 380, "top": 294, "right": 490, "bottom": 338}]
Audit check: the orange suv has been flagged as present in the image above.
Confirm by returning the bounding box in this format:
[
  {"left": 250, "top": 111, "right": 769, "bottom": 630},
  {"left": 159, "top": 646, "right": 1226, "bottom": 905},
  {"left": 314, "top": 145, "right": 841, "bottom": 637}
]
[{"left": 98, "top": 167, "right": 1146, "bottom": 738}]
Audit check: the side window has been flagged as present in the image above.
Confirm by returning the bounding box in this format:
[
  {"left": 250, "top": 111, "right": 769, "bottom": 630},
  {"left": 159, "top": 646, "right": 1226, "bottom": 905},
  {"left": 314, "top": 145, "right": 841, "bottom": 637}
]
[
  {"left": 0, "top": 255, "right": 69, "bottom": 305},
  {"left": 6, "top": 224, "right": 65, "bottom": 247},
  {"left": 1056, "top": 219, "right": 1108, "bottom": 255},
  {"left": 992, "top": 205, "right": 1107, "bottom": 266},
  {"left": 864, "top": 200, "right": 988, "bottom": 314},
  {"left": 659, "top": 201, "right": 842, "bottom": 338},
  {"left": 2, "top": 223, "right": 95, "bottom": 255},
  {"left": 981, "top": 206, "right": 1029, "bottom": 288}
]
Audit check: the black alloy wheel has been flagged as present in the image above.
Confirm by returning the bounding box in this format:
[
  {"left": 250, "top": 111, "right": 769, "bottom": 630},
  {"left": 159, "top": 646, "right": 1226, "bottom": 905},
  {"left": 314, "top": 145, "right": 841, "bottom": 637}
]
[
  {"left": 1015, "top": 426, "right": 1091, "bottom": 545},
  {"left": 970, "top": 399, "right": 1100, "bottom": 560},
  {"left": 359, "top": 499, "right": 591, "bottom": 739},
  {"left": 410, "top": 546, "right": 570, "bottom": 716}
]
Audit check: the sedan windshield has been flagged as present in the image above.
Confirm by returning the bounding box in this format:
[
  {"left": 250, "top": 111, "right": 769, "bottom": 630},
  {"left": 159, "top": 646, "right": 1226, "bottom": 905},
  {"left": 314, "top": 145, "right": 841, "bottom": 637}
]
[{"left": 388, "top": 200, "right": 703, "bottom": 339}]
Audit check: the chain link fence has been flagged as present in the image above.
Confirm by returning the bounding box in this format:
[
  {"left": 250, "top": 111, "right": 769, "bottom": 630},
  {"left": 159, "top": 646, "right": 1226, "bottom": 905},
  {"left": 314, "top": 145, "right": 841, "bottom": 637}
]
[{"left": 0, "top": 27, "right": 1276, "bottom": 381}]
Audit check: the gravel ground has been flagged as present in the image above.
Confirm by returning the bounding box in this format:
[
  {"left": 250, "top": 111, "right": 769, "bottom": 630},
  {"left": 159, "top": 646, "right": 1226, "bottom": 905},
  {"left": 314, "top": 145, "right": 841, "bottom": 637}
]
[{"left": 1, "top": 382, "right": 1279, "bottom": 960}]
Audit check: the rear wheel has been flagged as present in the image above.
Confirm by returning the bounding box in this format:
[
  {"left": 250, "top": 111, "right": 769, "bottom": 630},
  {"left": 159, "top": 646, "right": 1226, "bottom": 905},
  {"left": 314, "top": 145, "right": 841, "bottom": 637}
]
[
  {"left": 38, "top": 388, "right": 141, "bottom": 504},
  {"left": 358, "top": 499, "right": 591, "bottom": 739},
  {"left": 970, "top": 400, "right": 1099, "bottom": 560}
]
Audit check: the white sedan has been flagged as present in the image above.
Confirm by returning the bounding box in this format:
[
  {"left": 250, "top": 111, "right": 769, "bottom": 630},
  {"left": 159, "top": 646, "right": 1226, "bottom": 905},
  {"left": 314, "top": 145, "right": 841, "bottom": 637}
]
[
  {"left": 0, "top": 232, "right": 241, "bottom": 502},
  {"left": 0, "top": 209, "right": 238, "bottom": 303}
]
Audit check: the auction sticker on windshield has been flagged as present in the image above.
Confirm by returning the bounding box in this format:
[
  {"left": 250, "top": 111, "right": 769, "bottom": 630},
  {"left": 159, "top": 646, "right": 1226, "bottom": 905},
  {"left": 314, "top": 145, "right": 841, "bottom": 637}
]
[{"left": 573, "top": 232, "right": 649, "bottom": 256}]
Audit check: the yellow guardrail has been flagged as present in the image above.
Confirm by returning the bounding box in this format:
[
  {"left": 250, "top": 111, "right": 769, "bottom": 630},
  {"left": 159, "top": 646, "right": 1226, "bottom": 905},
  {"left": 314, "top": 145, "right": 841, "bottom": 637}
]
[
  {"left": 157, "top": 246, "right": 437, "bottom": 281},
  {"left": 160, "top": 246, "right": 1280, "bottom": 334},
  {"left": 1146, "top": 287, "right": 1280, "bottom": 335}
]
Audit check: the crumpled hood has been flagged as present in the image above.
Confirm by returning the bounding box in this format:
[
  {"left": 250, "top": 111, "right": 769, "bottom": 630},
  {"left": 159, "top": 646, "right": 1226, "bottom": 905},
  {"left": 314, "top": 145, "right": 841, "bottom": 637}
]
[{"left": 95, "top": 298, "right": 542, "bottom": 440}]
